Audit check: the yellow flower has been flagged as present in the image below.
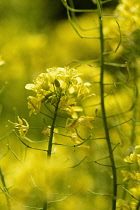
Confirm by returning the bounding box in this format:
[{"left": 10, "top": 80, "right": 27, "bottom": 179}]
[
  {"left": 116, "top": 199, "right": 131, "bottom": 210},
  {"left": 77, "top": 116, "right": 94, "bottom": 129},
  {"left": 70, "top": 132, "right": 81, "bottom": 144},
  {"left": 27, "top": 96, "right": 41, "bottom": 116},
  {"left": 121, "top": 170, "right": 140, "bottom": 181},
  {"left": 77, "top": 82, "right": 93, "bottom": 101},
  {"left": 124, "top": 146, "right": 140, "bottom": 166},
  {"left": 64, "top": 106, "right": 83, "bottom": 119},
  {"left": 9, "top": 116, "right": 29, "bottom": 138},
  {"left": 42, "top": 126, "right": 58, "bottom": 137},
  {"left": 66, "top": 115, "right": 94, "bottom": 133},
  {"left": 130, "top": 185, "right": 140, "bottom": 200},
  {"left": 121, "top": 170, "right": 134, "bottom": 181},
  {"left": 116, "top": 0, "right": 140, "bottom": 31}
]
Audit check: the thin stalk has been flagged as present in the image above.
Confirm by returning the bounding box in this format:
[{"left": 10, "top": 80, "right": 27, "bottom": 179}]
[
  {"left": 42, "top": 201, "right": 48, "bottom": 210},
  {"left": 130, "top": 63, "right": 139, "bottom": 145},
  {"left": 136, "top": 200, "right": 140, "bottom": 210},
  {"left": 0, "top": 167, "right": 12, "bottom": 210},
  {"left": 43, "top": 93, "right": 61, "bottom": 209},
  {"left": 96, "top": 0, "right": 117, "bottom": 209},
  {"left": 47, "top": 93, "right": 61, "bottom": 157}
]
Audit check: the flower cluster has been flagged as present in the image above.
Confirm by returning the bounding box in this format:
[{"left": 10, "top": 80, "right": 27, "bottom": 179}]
[
  {"left": 118, "top": 145, "right": 140, "bottom": 209},
  {"left": 103, "top": 0, "right": 140, "bottom": 58},
  {"left": 116, "top": 0, "right": 140, "bottom": 34},
  {"left": 25, "top": 67, "right": 93, "bottom": 118},
  {"left": 66, "top": 115, "right": 94, "bottom": 143},
  {"left": 121, "top": 145, "right": 140, "bottom": 181}
]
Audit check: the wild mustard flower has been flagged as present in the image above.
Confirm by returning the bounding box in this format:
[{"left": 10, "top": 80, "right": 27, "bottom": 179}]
[
  {"left": 27, "top": 96, "right": 41, "bottom": 116},
  {"left": 25, "top": 67, "right": 93, "bottom": 119},
  {"left": 42, "top": 126, "right": 58, "bottom": 137},
  {"left": 9, "top": 116, "right": 29, "bottom": 138},
  {"left": 66, "top": 116, "right": 94, "bottom": 133},
  {"left": 121, "top": 145, "right": 140, "bottom": 182},
  {"left": 124, "top": 146, "right": 140, "bottom": 166},
  {"left": 116, "top": 199, "right": 131, "bottom": 210},
  {"left": 120, "top": 144, "right": 140, "bottom": 209},
  {"left": 121, "top": 170, "right": 140, "bottom": 181}
]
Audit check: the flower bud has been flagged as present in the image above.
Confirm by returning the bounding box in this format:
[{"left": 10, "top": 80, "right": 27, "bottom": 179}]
[{"left": 54, "top": 79, "right": 60, "bottom": 87}]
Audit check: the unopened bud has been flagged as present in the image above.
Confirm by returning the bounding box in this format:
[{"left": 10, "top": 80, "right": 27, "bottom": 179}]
[{"left": 54, "top": 79, "right": 60, "bottom": 87}]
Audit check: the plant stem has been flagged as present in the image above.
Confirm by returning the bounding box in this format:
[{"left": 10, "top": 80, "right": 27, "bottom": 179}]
[
  {"left": 43, "top": 93, "right": 61, "bottom": 209},
  {"left": 96, "top": 0, "right": 117, "bottom": 209},
  {"left": 0, "top": 167, "right": 12, "bottom": 210},
  {"left": 47, "top": 94, "right": 61, "bottom": 157},
  {"left": 136, "top": 200, "right": 140, "bottom": 210},
  {"left": 42, "top": 201, "right": 48, "bottom": 210}
]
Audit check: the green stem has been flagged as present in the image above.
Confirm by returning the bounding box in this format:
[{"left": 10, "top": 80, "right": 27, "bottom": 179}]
[
  {"left": 43, "top": 93, "right": 61, "bottom": 209},
  {"left": 96, "top": 1, "right": 117, "bottom": 209},
  {"left": 47, "top": 94, "right": 61, "bottom": 157},
  {"left": 42, "top": 201, "right": 48, "bottom": 210},
  {"left": 0, "top": 167, "right": 12, "bottom": 210},
  {"left": 136, "top": 200, "right": 140, "bottom": 210}
]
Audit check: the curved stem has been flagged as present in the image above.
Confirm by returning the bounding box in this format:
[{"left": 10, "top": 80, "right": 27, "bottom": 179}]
[
  {"left": 96, "top": 0, "right": 117, "bottom": 209},
  {"left": 0, "top": 167, "right": 12, "bottom": 210}
]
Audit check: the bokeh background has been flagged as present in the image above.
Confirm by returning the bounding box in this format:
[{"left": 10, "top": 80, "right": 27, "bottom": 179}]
[{"left": 1, "top": 0, "right": 140, "bottom": 209}]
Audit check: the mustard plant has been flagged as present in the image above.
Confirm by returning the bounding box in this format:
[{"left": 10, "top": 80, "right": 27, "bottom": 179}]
[
  {"left": 9, "top": 66, "right": 94, "bottom": 209},
  {"left": 1, "top": 0, "right": 140, "bottom": 209}
]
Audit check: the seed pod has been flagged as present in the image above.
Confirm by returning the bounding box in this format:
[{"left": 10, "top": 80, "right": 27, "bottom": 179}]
[{"left": 54, "top": 79, "right": 60, "bottom": 87}]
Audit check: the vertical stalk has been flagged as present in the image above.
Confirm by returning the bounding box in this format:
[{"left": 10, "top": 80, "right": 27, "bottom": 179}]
[
  {"left": 42, "top": 201, "right": 48, "bottom": 210},
  {"left": 130, "top": 62, "right": 139, "bottom": 145},
  {"left": 43, "top": 93, "right": 61, "bottom": 210},
  {"left": 47, "top": 93, "right": 61, "bottom": 157},
  {"left": 96, "top": 0, "right": 117, "bottom": 209}
]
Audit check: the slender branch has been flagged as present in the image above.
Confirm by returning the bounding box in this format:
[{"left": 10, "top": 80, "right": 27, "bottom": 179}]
[
  {"left": 69, "top": 156, "right": 87, "bottom": 168},
  {"left": 14, "top": 131, "right": 48, "bottom": 153},
  {"left": 61, "top": 0, "right": 96, "bottom": 13}
]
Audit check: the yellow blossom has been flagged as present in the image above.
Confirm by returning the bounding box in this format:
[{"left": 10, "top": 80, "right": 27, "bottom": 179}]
[
  {"left": 27, "top": 96, "right": 41, "bottom": 116},
  {"left": 116, "top": 199, "right": 131, "bottom": 210},
  {"left": 124, "top": 146, "right": 140, "bottom": 166},
  {"left": 130, "top": 185, "right": 140, "bottom": 200},
  {"left": 121, "top": 170, "right": 140, "bottom": 181},
  {"left": 42, "top": 126, "right": 58, "bottom": 137},
  {"left": 66, "top": 115, "right": 94, "bottom": 133},
  {"left": 64, "top": 106, "right": 83, "bottom": 119},
  {"left": 9, "top": 116, "right": 29, "bottom": 138},
  {"left": 77, "top": 116, "right": 94, "bottom": 129},
  {"left": 71, "top": 132, "right": 82, "bottom": 144},
  {"left": 25, "top": 67, "right": 93, "bottom": 118}
]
